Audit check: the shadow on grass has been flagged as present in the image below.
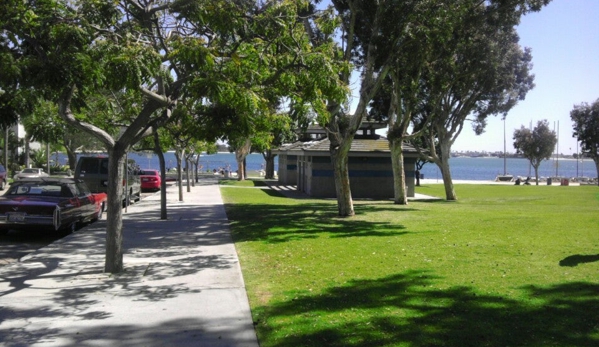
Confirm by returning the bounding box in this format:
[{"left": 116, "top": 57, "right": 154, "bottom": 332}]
[
  {"left": 559, "top": 254, "right": 599, "bottom": 267},
  {"left": 256, "top": 271, "right": 599, "bottom": 347},
  {"left": 225, "top": 202, "right": 411, "bottom": 243}
]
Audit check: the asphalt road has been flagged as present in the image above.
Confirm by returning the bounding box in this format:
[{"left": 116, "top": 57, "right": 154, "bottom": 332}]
[{"left": 0, "top": 228, "right": 65, "bottom": 266}]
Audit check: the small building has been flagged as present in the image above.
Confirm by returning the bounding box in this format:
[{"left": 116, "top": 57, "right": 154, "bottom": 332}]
[{"left": 275, "top": 122, "right": 420, "bottom": 199}]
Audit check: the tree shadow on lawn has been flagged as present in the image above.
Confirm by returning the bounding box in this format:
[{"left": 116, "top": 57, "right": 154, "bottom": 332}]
[
  {"left": 559, "top": 254, "right": 599, "bottom": 267},
  {"left": 225, "top": 202, "right": 412, "bottom": 243},
  {"left": 256, "top": 271, "right": 599, "bottom": 347}
]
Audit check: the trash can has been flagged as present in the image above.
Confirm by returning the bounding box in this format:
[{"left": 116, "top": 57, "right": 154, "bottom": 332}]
[
  {"left": 547, "top": 178, "right": 552, "bottom": 185},
  {"left": 561, "top": 178, "right": 569, "bottom": 186}
]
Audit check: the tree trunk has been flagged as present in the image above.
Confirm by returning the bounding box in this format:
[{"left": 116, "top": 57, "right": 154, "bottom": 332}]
[
  {"left": 175, "top": 149, "right": 184, "bottom": 202},
  {"left": 533, "top": 165, "right": 540, "bottom": 186},
  {"left": 263, "top": 150, "right": 276, "bottom": 179},
  {"left": 105, "top": 147, "right": 126, "bottom": 274},
  {"left": 437, "top": 142, "right": 457, "bottom": 201},
  {"left": 153, "top": 132, "right": 167, "bottom": 220},
  {"left": 185, "top": 158, "right": 190, "bottom": 192},
  {"left": 24, "top": 136, "right": 30, "bottom": 168},
  {"left": 390, "top": 139, "right": 408, "bottom": 205},
  {"left": 65, "top": 148, "right": 77, "bottom": 173},
  {"left": 594, "top": 158, "right": 599, "bottom": 186},
  {"left": 191, "top": 159, "right": 196, "bottom": 186},
  {"left": 3, "top": 128, "right": 8, "bottom": 170},
  {"left": 235, "top": 139, "right": 251, "bottom": 181},
  {"left": 46, "top": 142, "right": 51, "bottom": 174},
  {"left": 331, "top": 141, "right": 354, "bottom": 216}
]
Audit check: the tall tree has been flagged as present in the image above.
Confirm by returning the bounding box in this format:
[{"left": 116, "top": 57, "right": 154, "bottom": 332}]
[
  {"left": 307, "top": 1, "right": 399, "bottom": 216},
  {"left": 382, "top": 2, "right": 460, "bottom": 205},
  {"left": 570, "top": 99, "right": 599, "bottom": 185},
  {"left": 513, "top": 119, "right": 557, "bottom": 185},
  {"left": 414, "top": 0, "right": 542, "bottom": 200}
]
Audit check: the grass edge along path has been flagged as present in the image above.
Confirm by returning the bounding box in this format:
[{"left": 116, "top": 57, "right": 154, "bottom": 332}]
[{"left": 222, "top": 181, "right": 599, "bottom": 347}]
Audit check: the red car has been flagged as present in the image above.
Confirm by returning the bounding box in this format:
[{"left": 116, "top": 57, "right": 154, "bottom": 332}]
[
  {"left": 139, "top": 169, "right": 161, "bottom": 191},
  {"left": 0, "top": 178, "right": 106, "bottom": 234}
]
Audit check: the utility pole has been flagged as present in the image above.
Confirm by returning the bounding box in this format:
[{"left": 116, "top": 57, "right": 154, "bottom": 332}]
[{"left": 528, "top": 120, "right": 532, "bottom": 176}]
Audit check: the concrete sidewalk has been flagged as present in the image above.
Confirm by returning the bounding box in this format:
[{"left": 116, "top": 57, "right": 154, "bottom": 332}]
[{"left": 0, "top": 179, "right": 259, "bottom": 347}]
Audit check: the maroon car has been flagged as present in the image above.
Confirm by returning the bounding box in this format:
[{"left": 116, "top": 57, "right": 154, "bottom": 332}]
[{"left": 0, "top": 177, "right": 106, "bottom": 234}]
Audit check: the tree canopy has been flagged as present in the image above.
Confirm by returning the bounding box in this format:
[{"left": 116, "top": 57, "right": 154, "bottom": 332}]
[{"left": 570, "top": 99, "right": 599, "bottom": 184}]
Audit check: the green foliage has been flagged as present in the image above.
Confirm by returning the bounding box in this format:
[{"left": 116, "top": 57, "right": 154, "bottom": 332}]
[
  {"left": 21, "top": 100, "right": 63, "bottom": 143},
  {"left": 223, "top": 182, "right": 599, "bottom": 347},
  {"left": 28, "top": 148, "right": 47, "bottom": 169},
  {"left": 99, "top": 40, "right": 162, "bottom": 91}
]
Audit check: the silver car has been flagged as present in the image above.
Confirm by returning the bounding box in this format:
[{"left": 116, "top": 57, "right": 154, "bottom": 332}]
[{"left": 13, "top": 168, "right": 49, "bottom": 181}]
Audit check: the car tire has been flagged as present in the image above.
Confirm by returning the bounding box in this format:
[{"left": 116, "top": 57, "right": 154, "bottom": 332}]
[
  {"left": 93, "top": 202, "right": 105, "bottom": 221},
  {"left": 67, "top": 222, "right": 77, "bottom": 234}
]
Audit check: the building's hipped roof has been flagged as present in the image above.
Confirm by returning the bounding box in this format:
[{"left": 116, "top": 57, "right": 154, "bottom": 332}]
[
  {"left": 274, "top": 137, "right": 419, "bottom": 157},
  {"left": 301, "top": 121, "right": 386, "bottom": 134}
]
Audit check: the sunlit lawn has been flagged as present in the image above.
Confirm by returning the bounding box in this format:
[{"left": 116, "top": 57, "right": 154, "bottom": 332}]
[{"left": 221, "top": 181, "right": 599, "bottom": 347}]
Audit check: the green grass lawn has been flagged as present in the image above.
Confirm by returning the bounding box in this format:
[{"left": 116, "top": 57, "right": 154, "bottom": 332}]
[{"left": 221, "top": 181, "right": 599, "bottom": 347}]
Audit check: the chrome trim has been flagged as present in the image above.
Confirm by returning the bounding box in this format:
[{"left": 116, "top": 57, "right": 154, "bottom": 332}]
[{"left": 53, "top": 207, "right": 61, "bottom": 230}]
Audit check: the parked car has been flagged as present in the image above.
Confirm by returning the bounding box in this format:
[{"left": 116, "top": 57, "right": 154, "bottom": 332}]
[
  {"left": 0, "top": 177, "right": 107, "bottom": 235},
  {"left": 0, "top": 164, "right": 6, "bottom": 190},
  {"left": 13, "top": 168, "right": 49, "bottom": 181},
  {"left": 139, "top": 169, "right": 161, "bottom": 192},
  {"left": 74, "top": 156, "right": 141, "bottom": 203}
]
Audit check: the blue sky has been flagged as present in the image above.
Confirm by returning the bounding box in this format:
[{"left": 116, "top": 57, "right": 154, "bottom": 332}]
[{"left": 452, "top": 0, "right": 599, "bottom": 154}]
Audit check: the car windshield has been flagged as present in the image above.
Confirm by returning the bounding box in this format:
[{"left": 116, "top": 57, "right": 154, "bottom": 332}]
[
  {"left": 22, "top": 169, "right": 40, "bottom": 173},
  {"left": 5, "top": 183, "right": 72, "bottom": 197}
]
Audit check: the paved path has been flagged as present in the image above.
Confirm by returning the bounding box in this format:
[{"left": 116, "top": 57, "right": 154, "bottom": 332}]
[{"left": 0, "top": 179, "right": 259, "bottom": 347}]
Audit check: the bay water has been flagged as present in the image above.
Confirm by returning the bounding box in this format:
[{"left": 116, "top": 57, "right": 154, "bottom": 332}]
[
  {"left": 56, "top": 152, "right": 596, "bottom": 181},
  {"left": 419, "top": 156, "right": 596, "bottom": 181}
]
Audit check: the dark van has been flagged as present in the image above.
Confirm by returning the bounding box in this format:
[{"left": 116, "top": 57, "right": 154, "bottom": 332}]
[{"left": 74, "top": 156, "right": 141, "bottom": 203}]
